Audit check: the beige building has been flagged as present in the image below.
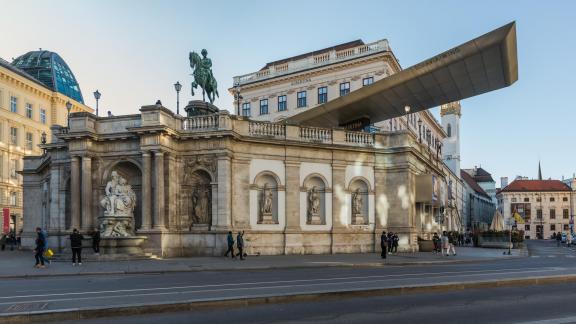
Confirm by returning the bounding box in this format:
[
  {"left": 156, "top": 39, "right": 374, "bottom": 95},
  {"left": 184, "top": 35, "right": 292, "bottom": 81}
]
[
  {"left": 497, "top": 179, "right": 573, "bottom": 239},
  {"left": 0, "top": 51, "right": 92, "bottom": 234}
]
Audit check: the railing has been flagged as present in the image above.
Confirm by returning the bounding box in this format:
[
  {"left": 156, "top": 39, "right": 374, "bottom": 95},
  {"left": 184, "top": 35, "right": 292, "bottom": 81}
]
[
  {"left": 182, "top": 115, "right": 219, "bottom": 131},
  {"left": 233, "top": 39, "right": 389, "bottom": 85},
  {"left": 345, "top": 131, "right": 374, "bottom": 146},
  {"left": 300, "top": 127, "right": 332, "bottom": 143},
  {"left": 249, "top": 121, "right": 285, "bottom": 138}
]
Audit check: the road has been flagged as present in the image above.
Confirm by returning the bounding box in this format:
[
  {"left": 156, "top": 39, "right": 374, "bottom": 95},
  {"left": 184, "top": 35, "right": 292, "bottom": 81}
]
[{"left": 2, "top": 240, "right": 575, "bottom": 322}]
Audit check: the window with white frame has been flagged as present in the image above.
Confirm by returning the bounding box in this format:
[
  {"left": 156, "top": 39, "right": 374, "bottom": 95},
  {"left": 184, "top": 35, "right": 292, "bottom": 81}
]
[
  {"left": 339, "top": 82, "right": 350, "bottom": 96},
  {"left": 362, "top": 77, "right": 374, "bottom": 86},
  {"left": 241, "top": 103, "right": 251, "bottom": 117},
  {"left": 259, "top": 99, "right": 268, "bottom": 115},
  {"left": 26, "top": 132, "right": 33, "bottom": 150},
  {"left": 277, "top": 95, "right": 287, "bottom": 111},
  {"left": 10, "top": 127, "right": 17, "bottom": 145},
  {"left": 10, "top": 159, "right": 17, "bottom": 179},
  {"left": 40, "top": 108, "right": 46, "bottom": 124},
  {"left": 25, "top": 103, "right": 33, "bottom": 119},
  {"left": 297, "top": 91, "right": 307, "bottom": 108},
  {"left": 10, "top": 96, "right": 17, "bottom": 113}
]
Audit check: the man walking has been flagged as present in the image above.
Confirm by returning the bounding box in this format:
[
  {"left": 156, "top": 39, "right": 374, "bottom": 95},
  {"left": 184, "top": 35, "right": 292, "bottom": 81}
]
[
  {"left": 70, "top": 229, "right": 84, "bottom": 266},
  {"left": 557, "top": 232, "right": 562, "bottom": 247},
  {"left": 224, "top": 231, "right": 235, "bottom": 258},
  {"left": 34, "top": 228, "right": 46, "bottom": 268},
  {"left": 236, "top": 231, "right": 245, "bottom": 260},
  {"left": 380, "top": 231, "right": 388, "bottom": 259},
  {"left": 92, "top": 228, "right": 101, "bottom": 255}
]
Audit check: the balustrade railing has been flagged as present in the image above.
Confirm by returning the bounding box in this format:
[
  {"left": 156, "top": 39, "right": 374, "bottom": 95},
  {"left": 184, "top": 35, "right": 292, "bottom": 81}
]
[
  {"left": 300, "top": 127, "right": 332, "bottom": 143},
  {"left": 249, "top": 121, "right": 286, "bottom": 138},
  {"left": 182, "top": 114, "right": 219, "bottom": 131},
  {"left": 345, "top": 131, "right": 374, "bottom": 146}
]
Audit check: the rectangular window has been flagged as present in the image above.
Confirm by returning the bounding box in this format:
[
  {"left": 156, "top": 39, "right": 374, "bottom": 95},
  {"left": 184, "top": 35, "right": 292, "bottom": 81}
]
[
  {"left": 241, "top": 103, "right": 251, "bottom": 117},
  {"left": 564, "top": 224, "right": 570, "bottom": 231},
  {"left": 297, "top": 91, "right": 307, "bottom": 108},
  {"left": 537, "top": 209, "right": 542, "bottom": 219},
  {"left": 26, "top": 132, "right": 33, "bottom": 150},
  {"left": 525, "top": 224, "right": 530, "bottom": 231},
  {"left": 524, "top": 197, "right": 529, "bottom": 202},
  {"left": 362, "top": 77, "right": 374, "bottom": 86},
  {"left": 339, "top": 82, "right": 350, "bottom": 96},
  {"left": 550, "top": 209, "right": 556, "bottom": 219},
  {"left": 10, "top": 159, "right": 17, "bottom": 179},
  {"left": 550, "top": 224, "right": 556, "bottom": 231},
  {"left": 277, "top": 95, "right": 287, "bottom": 111},
  {"left": 259, "top": 99, "right": 268, "bottom": 115},
  {"left": 10, "top": 192, "right": 16, "bottom": 206},
  {"left": 10, "top": 127, "right": 17, "bottom": 145},
  {"left": 25, "top": 103, "right": 33, "bottom": 119},
  {"left": 10, "top": 96, "right": 17, "bottom": 113},
  {"left": 536, "top": 197, "right": 541, "bottom": 202},
  {"left": 550, "top": 197, "right": 555, "bottom": 202},
  {"left": 563, "top": 197, "right": 568, "bottom": 202},
  {"left": 40, "top": 108, "right": 46, "bottom": 124},
  {"left": 511, "top": 198, "right": 517, "bottom": 202},
  {"left": 317, "top": 87, "right": 328, "bottom": 104},
  {"left": 563, "top": 209, "right": 569, "bottom": 219}
]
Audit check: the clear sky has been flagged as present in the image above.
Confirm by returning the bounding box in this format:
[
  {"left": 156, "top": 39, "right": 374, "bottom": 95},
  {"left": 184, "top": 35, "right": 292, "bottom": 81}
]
[{"left": 1, "top": 0, "right": 575, "bottom": 185}]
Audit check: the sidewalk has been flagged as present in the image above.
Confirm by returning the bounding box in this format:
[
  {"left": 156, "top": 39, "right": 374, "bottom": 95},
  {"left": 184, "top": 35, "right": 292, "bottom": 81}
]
[{"left": 0, "top": 247, "right": 524, "bottom": 278}]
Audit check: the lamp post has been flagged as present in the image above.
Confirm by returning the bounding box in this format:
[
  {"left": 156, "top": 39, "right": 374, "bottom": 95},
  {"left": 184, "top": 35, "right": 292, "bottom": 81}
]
[
  {"left": 174, "top": 81, "right": 182, "bottom": 115},
  {"left": 66, "top": 101, "right": 72, "bottom": 128},
  {"left": 404, "top": 106, "right": 411, "bottom": 130},
  {"left": 93, "top": 90, "right": 101, "bottom": 117},
  {"left": 234, "top": 83, "right": 243, "bottom": 116},
  {"left": 418, "top": 119, "right": 422, "bottom": 142},
  {"left": 426, "top": 129, "right": 431, "bottom": 146}
]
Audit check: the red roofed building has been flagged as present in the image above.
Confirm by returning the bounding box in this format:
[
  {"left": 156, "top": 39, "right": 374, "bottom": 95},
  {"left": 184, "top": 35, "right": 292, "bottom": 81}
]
[{"left": 497, "top": 179, "right": 574, "bottom": 240}]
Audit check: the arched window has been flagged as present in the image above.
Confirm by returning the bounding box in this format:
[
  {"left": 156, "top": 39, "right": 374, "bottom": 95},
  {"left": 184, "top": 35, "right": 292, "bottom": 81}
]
[{"left": 447, "top": 124, "right": 452, "bottom": 137}]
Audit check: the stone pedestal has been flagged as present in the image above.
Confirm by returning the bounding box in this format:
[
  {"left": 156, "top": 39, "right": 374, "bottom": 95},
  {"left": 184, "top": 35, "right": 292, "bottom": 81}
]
[
  {"left": 98, "top": 216, "right": 135, "bottom": 237},
  {"left": 352, "top": 213, "right": 365, "bottom": 225},
  {"left": 99, "top": 236, "right": 147, "bottom": 255},
  {"left": 260, "top": 212, "right": 276, "bottom": 224},
  {"left": 308, "top": 213, "right": 322, "bottom": 225}
]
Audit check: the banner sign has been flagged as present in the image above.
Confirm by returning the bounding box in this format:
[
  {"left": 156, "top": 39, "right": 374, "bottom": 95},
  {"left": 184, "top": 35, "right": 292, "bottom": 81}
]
[{"left": 2, "top": 208, "right": 9, "bottom": 234}]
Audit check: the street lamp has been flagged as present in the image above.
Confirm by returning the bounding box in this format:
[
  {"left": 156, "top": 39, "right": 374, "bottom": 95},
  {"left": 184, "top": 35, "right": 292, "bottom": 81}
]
[
  {"left": 174, "top": 81, "right": 182, "bottom": 115},
  {"left": 93, "top": 90, "right": 101, "bottom": 116},
  {"left": 404, "top": 106, "right": 411, "bottom": 129},
  {"left": 234, "top": 83, "right": 243, "bottom": 116},
  {"left": 426, "top": 129, "right": 431, "bottom": 145},
  {"left": 418, "top": 119, "right": 422, "bottom": 142},
  {"left": 66, "top": 101, "right": 72, "bottom": 128}
]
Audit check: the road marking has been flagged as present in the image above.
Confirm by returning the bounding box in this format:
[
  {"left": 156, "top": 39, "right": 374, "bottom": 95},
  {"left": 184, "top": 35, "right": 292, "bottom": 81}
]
[
  {"left": 0, "top": 267, "right": 567, "bottom": 307},
  {"left": 519, "top": 315, "right": 576, "bottom": 324}
]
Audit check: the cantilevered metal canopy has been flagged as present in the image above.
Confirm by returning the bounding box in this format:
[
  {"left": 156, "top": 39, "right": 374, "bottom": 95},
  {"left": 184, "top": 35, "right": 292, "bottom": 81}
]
[{"left": 286, "top": 22, "right": 518, "bottom": 127}]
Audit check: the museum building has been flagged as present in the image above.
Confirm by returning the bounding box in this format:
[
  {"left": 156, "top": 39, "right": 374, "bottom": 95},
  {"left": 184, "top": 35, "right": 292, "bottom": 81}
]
[{"left": 20, "top": 23, "right": 518, "bottom": 256}]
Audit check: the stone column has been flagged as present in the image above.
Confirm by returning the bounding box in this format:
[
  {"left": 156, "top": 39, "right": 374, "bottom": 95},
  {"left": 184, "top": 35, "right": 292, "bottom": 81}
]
[
  {"left": 231, "top": 158, "right": 250, "bottom": 228},
  {"left": 81, "top": 156, "right": 93, "bottom": 231},
  {"left": 331, "top": 163, "right": 347, "bottom": 229},
  {"left": 70, "top": 156, "right": 81, "bottom": 230},
  {"left": 140, "top": 151, "right": 152, "bottom": 230},
  {"left": 215, "top": 156, "right": 231, "bottom": 229},
  {"left": 284, "top": 161, "right": 301, "bottom": 230},
  {"left": 153, "top": 151, "right": 165, "bottom": 229}
]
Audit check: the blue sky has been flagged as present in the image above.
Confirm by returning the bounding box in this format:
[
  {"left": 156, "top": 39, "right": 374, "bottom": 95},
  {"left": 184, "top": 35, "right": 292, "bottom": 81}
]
[{"left": 2, "top": 0, "right": 575, "bottom": 185}]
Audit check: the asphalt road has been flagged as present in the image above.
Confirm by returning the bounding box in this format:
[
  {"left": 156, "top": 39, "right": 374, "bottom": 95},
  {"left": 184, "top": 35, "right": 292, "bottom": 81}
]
[{"left": 2, "top": 240, "right": 576, "bottom": 322}]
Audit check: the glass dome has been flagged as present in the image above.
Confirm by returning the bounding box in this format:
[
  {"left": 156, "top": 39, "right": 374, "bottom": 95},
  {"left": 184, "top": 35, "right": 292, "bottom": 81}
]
[{"left": 12, "top": 50, "right": 84, "bottom": 104}]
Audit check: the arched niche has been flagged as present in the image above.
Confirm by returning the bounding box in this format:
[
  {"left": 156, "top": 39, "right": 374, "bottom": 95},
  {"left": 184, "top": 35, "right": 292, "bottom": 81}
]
[
  {"left": 182, "top": 169, "right": 213, "bottom": 228},
  {"left": 349, "top": 178, "right": 369, "bottom": 225},
  {"left": 254, "top": 172, "right": 280, "bottom": 224},
  {"left": 101, "top": 160, "right": 142, "bottom": 229},
  {"left": 304, "top": 175, "right": 327, "bottom": 225}
]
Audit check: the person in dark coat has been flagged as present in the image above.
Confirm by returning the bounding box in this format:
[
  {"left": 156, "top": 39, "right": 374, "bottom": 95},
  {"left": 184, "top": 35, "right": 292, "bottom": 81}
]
[
  {"left": 224, "top": 231, "right": 235, "bottom": 258},
  {"left": 380, "top": 231, "right": 388, "bottom": 259},
  {"left": 70, "top": 229, "right": 84, "bottom": 266},
  {"left": 92, "top": 229, "right": 101, "bottom": 255},
  {"left": 392, "top": 233, "right": 399, "bottom": 253},
  {"left": 387, "top": 232, "right": 394, "bottom": 253},
  {"left": 34, "top": 229, "right": 46, "bottom": 268},
  {"left": 236, "top": 231, "right": 245, "bottom": 260}
]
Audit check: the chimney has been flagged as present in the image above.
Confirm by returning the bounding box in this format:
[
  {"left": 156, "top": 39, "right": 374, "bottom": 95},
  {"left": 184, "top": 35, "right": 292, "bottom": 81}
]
[{"left": 501, "top": 177, "right": 508, "bottom": 188}]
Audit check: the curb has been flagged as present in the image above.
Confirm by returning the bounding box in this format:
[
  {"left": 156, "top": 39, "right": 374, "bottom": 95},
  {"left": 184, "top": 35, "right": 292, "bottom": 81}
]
[
  {"left": 2, "top": 273, "right": 575, "bottom": 323},
  {"left": 0, "top": 255, "right": 522, "bottom": 279}
]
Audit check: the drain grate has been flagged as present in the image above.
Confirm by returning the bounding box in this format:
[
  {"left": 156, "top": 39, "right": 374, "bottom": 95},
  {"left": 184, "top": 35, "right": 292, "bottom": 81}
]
[{"left": 5, "top": 302, "right": 48, "bottom": 312}]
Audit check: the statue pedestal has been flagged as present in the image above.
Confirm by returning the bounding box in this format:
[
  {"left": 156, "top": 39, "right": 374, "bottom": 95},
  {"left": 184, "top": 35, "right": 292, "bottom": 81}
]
[
  {"left": 308, "top": 213, "right": 322, "bottom": 225},
  {"left": 352, "top": 213, "right": 365, "bottom": 225},
  {"left": 98, "top": 215, "right": 135, "bottom": 237},
  {"left": 260, "top": 212, "right": 277, "bottom": 224},
  {"left": 100, "top": 236, "right": 148, "bottom": 255}
]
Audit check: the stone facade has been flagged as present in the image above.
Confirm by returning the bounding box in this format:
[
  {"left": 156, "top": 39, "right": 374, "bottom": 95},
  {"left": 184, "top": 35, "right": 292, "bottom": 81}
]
[{"left": 22, "top": 104, "right": 462, "bottom": 257}]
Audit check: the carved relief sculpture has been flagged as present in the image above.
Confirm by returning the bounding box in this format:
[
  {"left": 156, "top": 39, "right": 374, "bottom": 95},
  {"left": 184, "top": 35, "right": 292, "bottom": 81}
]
[
  {"left": 192, "top": 186, "right": 211, "bottom": 225},
  {"left": 99, "top": 171, "right": 136, "bottom": 237},
  {"left": 351, "top": 188, "right": 365, "bottom": 225},
  {"left": 259, "top": 183, "right": 276, "bottom": 224},
  {"left": 307, "top": 186, "right": 322, "bottom": 225}
]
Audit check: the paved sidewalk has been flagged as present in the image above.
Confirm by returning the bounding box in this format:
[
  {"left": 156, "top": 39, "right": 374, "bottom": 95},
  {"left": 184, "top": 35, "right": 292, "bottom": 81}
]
[{"left": 0, "top": 247, "right": 523, "bottom": 278}]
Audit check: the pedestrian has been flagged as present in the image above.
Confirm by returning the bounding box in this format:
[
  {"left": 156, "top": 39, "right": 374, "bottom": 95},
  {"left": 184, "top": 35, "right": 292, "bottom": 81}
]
[
  {"left": 380, "top": 231, "right": 388, "bottom": 259},
  {"left": 567, "top": 232, "right": 572, "bottom": 247},
  {"left": 0, "top": 233, "right": 6, "bottom": 251},
  {"left": 448, "top": 232, "right": 457, "bottom": 256},
  {"left": 441, "top": 231, "right": 450, "bottom": 256},
  {"left": 387, "top": 232, "right": 394, "bottom": 253},
  {"left": 39, "top": 228, "right": 50, "bottom": 264},
  {"left": 557, "top": 232, "right": 562, "bottom": 247},
  {"left": 552, "top": 232, "right": 557, "bottom": 240},
  {"left": 8, "top": 231, "right": 16, "bottom": 251},
  {"left": 34, "top": 228, "right": 46, "bottom": 268},
  {"left": 92, "top": 228, "right": 101, "bottom": 255},
  {"left": 224, "top": 231, "right": 235, "bottom": 259},
  {"left": 70, "top": 228, "right": 84, "bottom": 266},
  {"left": 432, "top": 233, "right": 441, "bottom": 254},
  {"left": 392, "top": 233, "right": 399, "bottom": 253},
  {"left": 236, "top": 231, "right": 245, "bottom": 260},
  {"left": 17, "top": 230, "right": 22, "bottom": 250}
]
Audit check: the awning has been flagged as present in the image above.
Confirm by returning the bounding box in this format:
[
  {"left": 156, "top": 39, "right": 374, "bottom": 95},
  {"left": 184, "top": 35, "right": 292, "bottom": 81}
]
[{"left": 286, "top": 22, "right": 518, "bottom": 127}]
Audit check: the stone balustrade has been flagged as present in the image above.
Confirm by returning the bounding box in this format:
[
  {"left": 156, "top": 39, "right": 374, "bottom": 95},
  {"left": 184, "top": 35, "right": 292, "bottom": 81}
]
[
  {"left": 233, "top": 39, "right": 390, "bottom": 86},
  {"left": 345, "top": 131, "right": 374, "bottom": 146},
  {"left": 182, "top": 114, "right": 220, "bottom": 131},
  {"left": 299, "top": 126, "right": 332, "bottom": 143},
  {"left": 248, "top": 121, "right": 286, "bottom": 138}
]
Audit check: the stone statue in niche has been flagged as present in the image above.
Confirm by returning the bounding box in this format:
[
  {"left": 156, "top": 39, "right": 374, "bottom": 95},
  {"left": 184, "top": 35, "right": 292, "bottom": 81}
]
[
  {"left": 351, "top": 188, "right": 365, "bottom": 225},
  {"left": 192, "top": 186, "right": 211, "bottom": 225},
  {"left": 259, "top": 183, "right": 276, "bottom": 224},
  {"left": 307, "top": 186, "right": 322, "bottom": 225},
  {"left": 98, "top": 171, "right": 136, "bottom": 237}
]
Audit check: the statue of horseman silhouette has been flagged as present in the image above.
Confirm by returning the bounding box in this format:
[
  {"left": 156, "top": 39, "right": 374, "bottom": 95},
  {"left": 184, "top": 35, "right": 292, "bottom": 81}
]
[{"left": 189, "top": 49, "right": 219, "bottom": 104}]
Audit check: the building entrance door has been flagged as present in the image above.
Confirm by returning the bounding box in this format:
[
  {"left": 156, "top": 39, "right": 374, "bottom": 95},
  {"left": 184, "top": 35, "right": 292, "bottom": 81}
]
[{"left": 536, "top": 225, "right": 544, "bottom": 239}]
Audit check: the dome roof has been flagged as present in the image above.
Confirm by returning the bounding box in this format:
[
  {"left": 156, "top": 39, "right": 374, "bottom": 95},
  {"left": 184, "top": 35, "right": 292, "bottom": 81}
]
[{"left": 11, "top": 50, "right": 84, "bottom": 103}]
